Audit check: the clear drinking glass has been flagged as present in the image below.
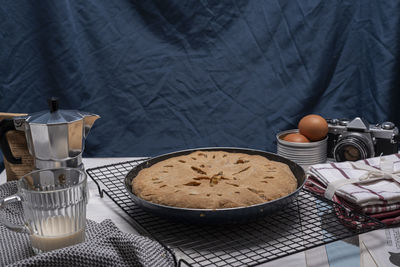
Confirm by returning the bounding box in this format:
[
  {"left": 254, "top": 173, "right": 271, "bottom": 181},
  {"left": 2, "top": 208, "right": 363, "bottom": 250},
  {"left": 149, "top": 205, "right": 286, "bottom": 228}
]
[{"left": 0, "top": 168, "right": 87, "bottom": 253}]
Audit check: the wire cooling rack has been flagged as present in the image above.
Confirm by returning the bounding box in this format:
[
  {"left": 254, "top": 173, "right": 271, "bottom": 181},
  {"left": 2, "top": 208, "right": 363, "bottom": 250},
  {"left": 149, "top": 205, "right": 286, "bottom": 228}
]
[{"left": 87, "top": 159, "right": 385, "bottom": 267}]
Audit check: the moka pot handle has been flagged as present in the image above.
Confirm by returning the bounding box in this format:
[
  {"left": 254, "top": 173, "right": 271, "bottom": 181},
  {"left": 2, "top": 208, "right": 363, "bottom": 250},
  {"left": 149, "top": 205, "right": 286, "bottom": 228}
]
[{"left": 0, "top": 119, "right": 22, "bottom": 164}]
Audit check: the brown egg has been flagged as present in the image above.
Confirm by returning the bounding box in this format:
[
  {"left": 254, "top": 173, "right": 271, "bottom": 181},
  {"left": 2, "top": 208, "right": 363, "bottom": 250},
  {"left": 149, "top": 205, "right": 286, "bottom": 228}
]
[
  {"left": 283, "top": 133, "right": 310, "bottom": 143},
  {"left": 298, "top": 114, "right": 328, "bottom": 141}
]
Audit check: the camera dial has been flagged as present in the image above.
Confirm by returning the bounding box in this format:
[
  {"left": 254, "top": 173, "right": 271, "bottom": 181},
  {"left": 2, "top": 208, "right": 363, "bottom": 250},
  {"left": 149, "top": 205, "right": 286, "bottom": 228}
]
[
  {"left": 333, "top": 132, "right": 375, "bottom": 162},
  {"left": 326, "top": 118, "right": 339, "bottom": 125},
  {"left": 339, "top": 119, "right": 350, "bottom": 126},
  {"left": 381, "top": 122, "right": 395, "bottom": 130}
]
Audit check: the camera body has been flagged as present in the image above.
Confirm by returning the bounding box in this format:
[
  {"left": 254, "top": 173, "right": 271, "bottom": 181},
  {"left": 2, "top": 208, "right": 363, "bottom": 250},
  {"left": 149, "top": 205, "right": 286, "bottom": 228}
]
[{"left": 326, "top": 117, "right": 399, "bottom": 162}]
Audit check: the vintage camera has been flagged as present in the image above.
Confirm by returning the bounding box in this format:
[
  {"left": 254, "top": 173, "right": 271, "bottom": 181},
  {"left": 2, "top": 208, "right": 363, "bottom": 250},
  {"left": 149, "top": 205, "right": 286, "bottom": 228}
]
[{"left": 326, "top": 117, "right": 399, "bottom": 162}]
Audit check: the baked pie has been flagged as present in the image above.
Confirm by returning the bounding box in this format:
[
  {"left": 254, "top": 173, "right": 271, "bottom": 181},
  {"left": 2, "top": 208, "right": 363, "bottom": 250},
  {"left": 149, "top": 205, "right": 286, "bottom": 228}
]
[{"left": 132, "top": 151, "right": 297, "bottom": 209}]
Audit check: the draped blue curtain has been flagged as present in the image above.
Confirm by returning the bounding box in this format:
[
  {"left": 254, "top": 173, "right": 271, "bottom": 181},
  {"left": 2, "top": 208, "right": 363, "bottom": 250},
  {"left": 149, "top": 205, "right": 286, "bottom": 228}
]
[{"left": 1, "top": 0, "right": 400, "bottom": 169}]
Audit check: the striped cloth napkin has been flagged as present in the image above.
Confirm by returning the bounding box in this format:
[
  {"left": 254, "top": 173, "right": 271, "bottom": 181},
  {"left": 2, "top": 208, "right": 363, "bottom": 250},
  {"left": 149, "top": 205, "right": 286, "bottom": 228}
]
[{"left": 305, "top": 153, "right": 400, "bottom": 225}]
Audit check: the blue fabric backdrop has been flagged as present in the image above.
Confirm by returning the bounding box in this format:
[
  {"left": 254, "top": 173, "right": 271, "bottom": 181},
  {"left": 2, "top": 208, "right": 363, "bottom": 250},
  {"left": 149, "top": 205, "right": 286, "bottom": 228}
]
[{"left": 1, "top": 0, "right": 400, "bottom": 169}]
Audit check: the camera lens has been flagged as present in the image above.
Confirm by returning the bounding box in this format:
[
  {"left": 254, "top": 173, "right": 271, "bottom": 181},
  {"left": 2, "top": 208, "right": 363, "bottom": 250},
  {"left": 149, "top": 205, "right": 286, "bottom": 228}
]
[{"left": 333, "top": 135, "right": 373, "bottom": 162}]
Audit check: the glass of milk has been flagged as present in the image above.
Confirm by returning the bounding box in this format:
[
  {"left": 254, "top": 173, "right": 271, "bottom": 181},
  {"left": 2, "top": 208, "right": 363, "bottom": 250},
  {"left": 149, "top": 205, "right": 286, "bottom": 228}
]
[{"left": 0, "top": 168, "right": 87, "bottom": 253}]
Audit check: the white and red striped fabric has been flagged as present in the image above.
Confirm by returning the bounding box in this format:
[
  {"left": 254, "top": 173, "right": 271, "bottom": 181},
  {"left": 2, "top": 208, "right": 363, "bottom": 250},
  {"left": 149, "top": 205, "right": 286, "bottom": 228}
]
[{"left": 305, "top": 153, "right": 400, "bottom": 225}]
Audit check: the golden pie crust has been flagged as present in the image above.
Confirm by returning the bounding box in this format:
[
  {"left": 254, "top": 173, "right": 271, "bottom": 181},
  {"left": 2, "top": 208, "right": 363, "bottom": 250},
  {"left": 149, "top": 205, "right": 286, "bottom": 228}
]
[{"left": 132, "top": 151, "right": 297, "bottom": 209}]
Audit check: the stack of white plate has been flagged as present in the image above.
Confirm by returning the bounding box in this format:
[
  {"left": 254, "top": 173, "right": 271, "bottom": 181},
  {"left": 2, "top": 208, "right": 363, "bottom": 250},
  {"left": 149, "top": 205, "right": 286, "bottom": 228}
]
[{"left": 276, "top": 129, "right": 327, "bottom": 168}]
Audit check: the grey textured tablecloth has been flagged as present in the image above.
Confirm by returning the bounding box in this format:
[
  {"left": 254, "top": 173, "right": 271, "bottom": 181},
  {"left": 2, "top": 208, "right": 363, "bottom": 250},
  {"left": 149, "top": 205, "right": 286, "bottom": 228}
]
[{"left": 0, "top": 181, "right": 176, "bottom": 267}]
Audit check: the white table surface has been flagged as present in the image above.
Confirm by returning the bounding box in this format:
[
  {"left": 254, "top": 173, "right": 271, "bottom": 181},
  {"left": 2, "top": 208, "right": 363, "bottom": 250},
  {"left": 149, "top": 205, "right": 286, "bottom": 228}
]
[{"left": 0, "top": 157, "right": 370, "bottom": 267}]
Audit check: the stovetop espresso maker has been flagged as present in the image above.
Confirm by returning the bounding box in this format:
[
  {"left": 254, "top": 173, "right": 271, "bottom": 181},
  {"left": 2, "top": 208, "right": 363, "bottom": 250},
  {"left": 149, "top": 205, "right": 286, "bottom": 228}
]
[{"left": 0, "top": 98, "right": 100, "bottom": 170}]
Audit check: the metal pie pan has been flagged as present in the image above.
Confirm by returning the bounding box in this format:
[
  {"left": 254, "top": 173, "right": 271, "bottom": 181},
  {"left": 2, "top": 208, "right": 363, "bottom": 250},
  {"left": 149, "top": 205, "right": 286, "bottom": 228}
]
[{"left": 124, "top": 147, "right": 306, "bottom": 224}]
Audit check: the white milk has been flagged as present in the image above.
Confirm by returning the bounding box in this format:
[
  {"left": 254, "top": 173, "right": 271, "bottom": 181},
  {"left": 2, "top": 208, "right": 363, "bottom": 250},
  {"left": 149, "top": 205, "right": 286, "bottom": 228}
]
[{"left": 29, "top": 216, "right": 85, "bottom": 252}]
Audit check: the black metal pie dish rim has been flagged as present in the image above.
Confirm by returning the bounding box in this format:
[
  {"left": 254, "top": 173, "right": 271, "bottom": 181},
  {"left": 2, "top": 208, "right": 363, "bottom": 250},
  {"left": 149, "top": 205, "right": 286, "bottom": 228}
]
[{"left": 124, "top": 147, "right": 306, "bottom": 212}]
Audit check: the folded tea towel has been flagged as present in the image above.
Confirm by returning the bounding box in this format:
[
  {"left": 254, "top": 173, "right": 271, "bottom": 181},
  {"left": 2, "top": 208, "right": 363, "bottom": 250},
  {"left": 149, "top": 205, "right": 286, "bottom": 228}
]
[
  {"left": 0, "top": 181, "right": 176, "bottom": 267},
  {"left": 307, "top": 154, "right": 400, "bottom": 206},
  {"left": 306, "top": 154, "right": 400, "bottom": 225}
]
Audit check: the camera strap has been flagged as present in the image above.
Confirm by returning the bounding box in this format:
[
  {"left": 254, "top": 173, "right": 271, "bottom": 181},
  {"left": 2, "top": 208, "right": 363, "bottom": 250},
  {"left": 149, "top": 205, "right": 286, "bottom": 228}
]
[{"left": 324, "top": 157, "right": 400, "bottom": 200}]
